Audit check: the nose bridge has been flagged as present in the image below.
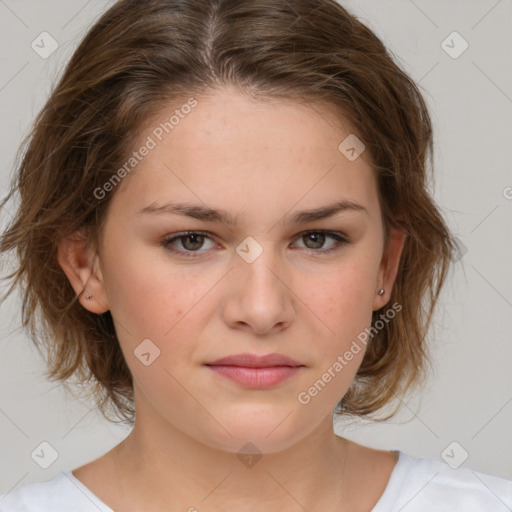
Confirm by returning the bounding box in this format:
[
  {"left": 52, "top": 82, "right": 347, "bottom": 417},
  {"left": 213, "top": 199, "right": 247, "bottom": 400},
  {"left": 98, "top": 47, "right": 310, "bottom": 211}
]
[
  {"left": 236, "top": 235, "right": 282, "bottom": 291},
  {"left": 226, "top": 236, "right": 294, "bottom": 333}
]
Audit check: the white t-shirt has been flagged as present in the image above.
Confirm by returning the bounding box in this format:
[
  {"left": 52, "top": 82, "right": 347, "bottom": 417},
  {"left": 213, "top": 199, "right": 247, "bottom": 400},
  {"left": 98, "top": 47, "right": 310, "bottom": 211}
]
[{"left": 1, "top": 450, "right": 511, "bottom": 511}]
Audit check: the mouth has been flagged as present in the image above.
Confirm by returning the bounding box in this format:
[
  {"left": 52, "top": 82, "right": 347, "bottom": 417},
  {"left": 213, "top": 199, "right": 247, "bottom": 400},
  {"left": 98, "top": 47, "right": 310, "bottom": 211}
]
[{"left": 204, "top": 353, "right": 305, "bottom": 389}]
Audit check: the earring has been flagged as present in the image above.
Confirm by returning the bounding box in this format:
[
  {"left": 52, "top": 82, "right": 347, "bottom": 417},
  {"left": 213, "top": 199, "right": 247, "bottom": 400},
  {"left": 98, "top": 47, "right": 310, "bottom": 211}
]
[
  {"left": 86, "top": 294, "right": 92, "bottom": 300},
  {"left": 378, "top": 289, "right": 385, "bottom": 296}
]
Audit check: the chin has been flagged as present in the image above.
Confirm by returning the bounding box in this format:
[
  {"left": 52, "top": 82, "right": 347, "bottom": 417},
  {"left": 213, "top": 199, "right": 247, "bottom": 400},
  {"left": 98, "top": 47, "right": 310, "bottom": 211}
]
[
  {"left": 207, "top": 430, "right": 304, "bottom": 456},
  {"left": 193, "top": 407, "right": 319, "bottom": 455}
]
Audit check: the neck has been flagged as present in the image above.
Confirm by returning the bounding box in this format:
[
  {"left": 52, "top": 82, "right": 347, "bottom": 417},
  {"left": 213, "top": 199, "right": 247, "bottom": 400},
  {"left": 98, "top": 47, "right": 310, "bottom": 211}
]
[{"left": 113, "top": 404, "right": 351, "bottom": 511}]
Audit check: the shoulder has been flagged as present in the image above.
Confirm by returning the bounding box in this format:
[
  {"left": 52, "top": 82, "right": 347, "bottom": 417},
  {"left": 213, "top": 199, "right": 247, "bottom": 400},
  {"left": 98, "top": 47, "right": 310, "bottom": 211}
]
[
  {"left": 374, "top": 451, "right": 512, "bottom": 511},
  {"left": 0, "top": 471, "right": 113, "bottom": 512}
]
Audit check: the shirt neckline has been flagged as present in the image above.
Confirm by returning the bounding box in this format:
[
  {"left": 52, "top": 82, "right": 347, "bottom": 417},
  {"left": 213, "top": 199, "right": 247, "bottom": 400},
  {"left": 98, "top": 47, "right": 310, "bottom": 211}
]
[
  {"left": 62, "top": 471, "right": 115, "bottom": 512},
  {"left": 63, "top": 450, "right": 409, "bottom": 511},
  {"left": 370, "top": 450, "right": 412, "bottom": 511}
]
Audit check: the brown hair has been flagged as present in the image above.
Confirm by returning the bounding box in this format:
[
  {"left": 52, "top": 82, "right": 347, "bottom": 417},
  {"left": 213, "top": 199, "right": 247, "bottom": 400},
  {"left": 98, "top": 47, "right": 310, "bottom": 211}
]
[{"left": 0, "top": 0, "right": 459, "bottom": 425}]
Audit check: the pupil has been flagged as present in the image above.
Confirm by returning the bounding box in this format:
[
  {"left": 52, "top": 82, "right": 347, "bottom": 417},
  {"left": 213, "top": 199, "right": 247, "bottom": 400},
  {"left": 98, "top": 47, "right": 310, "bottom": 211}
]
[
  {"left": 306, "top": 233, "right": 324, "bottom": 249},
  {"left": 184, "top": 234, "right": 203, "bottom": 250}
]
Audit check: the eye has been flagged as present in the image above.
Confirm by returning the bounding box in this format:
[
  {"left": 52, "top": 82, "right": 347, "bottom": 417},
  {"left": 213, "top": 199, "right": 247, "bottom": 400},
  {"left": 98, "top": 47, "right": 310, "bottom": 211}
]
[
  {"left": 161, "top": 231, "right": 217, "bottom": 257},
  {"left": 292, "top": 230, "right": 350, "bottom": 254},
  {"left": 161, "top": 229, "right": 350, "bottom": 258}
]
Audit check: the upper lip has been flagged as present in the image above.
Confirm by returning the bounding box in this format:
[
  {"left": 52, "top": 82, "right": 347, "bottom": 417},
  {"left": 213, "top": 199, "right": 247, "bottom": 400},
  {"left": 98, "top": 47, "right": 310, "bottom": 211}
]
[{"left": 205, "top": 353, "right": 304, "bottom": 368}]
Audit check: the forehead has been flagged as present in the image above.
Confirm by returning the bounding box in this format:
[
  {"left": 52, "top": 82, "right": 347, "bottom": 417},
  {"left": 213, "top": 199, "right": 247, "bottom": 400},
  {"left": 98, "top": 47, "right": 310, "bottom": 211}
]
[
  {"left": 143, "top": 87, "right": 360, "bottom": 159},
  {"left": 111, "top": 87, "right": 380, "bottom": 226}
]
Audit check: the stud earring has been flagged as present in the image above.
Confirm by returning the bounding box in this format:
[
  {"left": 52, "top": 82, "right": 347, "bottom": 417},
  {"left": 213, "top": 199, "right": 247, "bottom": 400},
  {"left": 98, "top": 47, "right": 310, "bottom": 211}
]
[{"left": 378, "top": 289, "right": 384, "bottom": 296}]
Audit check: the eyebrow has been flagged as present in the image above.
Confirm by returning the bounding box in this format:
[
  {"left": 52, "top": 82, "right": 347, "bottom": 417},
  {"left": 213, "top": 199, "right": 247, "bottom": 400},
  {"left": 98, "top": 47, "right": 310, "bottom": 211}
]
[{"left": 136, "top": 199, "right": 368, "bottom": 225}]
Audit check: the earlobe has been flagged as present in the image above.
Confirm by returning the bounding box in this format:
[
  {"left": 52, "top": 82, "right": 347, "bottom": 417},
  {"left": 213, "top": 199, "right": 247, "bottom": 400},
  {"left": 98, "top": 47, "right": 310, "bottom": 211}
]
[
  {"left": 372, "top": 227, "right": 407, "bottom": 311},
  {"left": 57, "top": 230, "right": 110, "bottom": 314}
]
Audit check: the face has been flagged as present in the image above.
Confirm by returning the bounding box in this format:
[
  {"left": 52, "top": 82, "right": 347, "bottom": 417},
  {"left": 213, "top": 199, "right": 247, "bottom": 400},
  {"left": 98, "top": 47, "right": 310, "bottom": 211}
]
[{"left": 62, "top": 86, "right": 405, "bottom": 454}]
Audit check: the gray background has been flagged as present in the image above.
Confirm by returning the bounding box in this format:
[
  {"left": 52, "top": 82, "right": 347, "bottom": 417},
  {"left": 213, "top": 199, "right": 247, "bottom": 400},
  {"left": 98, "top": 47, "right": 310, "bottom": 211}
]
[{"left": 0, "top": 0, "right": 511, "bottom": 494}]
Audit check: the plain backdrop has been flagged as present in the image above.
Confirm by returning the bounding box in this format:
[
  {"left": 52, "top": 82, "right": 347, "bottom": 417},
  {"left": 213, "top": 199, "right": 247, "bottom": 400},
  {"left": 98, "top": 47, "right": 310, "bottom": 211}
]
[{"left": 0, "top": 0, "right": 511, "bottom": 494}]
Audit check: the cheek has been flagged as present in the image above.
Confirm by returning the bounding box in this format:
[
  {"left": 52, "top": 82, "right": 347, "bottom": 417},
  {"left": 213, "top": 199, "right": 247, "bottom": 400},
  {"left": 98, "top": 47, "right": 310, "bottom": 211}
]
[
  {"left": 302, "top": 259, "right": 377, "bottom": 333},
  {"left": 105, "top": 256, "right": 209, "bottom": 391},
  {"left": 102, "top": 243, "right": 212, "bottom": 338},
  {"left": 295, "top": 257, "right": 379, "bottom": 398}
]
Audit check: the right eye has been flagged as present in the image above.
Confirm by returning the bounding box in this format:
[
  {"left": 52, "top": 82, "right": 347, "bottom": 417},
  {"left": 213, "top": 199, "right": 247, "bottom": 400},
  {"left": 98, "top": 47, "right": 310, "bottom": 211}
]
[{"left": 161, "top": 231, "right": 219, "bottom": 257}]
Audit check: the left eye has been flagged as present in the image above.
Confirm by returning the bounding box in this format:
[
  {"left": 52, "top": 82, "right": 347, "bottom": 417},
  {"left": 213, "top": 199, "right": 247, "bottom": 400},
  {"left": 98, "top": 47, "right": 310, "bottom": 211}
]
[
  {"left": 161, "top": 230, "right": 350, "bottom": 257},
  {"left": 294, "top": 231, "right": 350, "bottom": 252}
]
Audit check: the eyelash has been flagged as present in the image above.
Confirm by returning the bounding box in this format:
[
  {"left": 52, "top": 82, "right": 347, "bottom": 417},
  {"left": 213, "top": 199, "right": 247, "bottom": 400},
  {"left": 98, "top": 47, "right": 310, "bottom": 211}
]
[{"left": 160, "top": 230, "right": 350, "bottom": 258}]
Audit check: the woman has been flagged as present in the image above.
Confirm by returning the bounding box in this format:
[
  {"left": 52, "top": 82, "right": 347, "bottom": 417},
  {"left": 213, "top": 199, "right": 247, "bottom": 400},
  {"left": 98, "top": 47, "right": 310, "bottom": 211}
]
[{"left": 1, "top": 0, "right": 511, "bottom": 510}]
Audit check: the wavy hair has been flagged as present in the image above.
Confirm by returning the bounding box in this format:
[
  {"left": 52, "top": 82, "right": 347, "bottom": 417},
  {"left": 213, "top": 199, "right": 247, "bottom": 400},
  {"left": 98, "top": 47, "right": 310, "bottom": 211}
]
[{"left": 0, "top": 0, "right": 459, "bottom": 425}]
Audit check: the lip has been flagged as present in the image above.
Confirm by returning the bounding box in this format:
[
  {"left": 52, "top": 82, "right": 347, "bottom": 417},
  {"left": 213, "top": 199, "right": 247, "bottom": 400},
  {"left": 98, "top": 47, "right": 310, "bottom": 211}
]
[
  {"left": 206, "top": 353, "right": 303, "bottom": 368},
  {"left": 204, "top": 353, "right": 304, "bottom": 389}
]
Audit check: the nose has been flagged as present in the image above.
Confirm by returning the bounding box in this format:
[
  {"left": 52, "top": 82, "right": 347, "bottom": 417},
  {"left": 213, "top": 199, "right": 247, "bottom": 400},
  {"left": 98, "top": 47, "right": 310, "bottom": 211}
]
[{"left": 221, "top": 243, "right": 295, "bottom": 336}]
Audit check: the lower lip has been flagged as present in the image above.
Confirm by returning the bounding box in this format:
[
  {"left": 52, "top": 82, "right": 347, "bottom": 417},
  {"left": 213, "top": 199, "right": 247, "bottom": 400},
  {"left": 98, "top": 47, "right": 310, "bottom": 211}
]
[{"left": 206, "top": 365, "right": 302, "bottom": 389}]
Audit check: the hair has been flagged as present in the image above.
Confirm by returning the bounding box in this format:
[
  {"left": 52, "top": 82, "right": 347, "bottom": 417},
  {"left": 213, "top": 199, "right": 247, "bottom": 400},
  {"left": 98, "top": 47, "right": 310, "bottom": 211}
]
[{"left": 0, "top": 0, "right": 459, "bottom": 426}]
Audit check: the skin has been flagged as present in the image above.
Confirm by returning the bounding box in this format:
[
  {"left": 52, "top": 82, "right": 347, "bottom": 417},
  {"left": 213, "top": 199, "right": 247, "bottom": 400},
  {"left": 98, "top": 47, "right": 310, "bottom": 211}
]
[{"left": 58, "top": 86, "right": 406, "bottom": 512}]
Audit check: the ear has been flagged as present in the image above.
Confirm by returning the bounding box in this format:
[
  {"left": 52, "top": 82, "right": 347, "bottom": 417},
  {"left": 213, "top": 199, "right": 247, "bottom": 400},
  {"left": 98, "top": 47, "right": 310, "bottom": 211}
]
[
  {"left": 57, "top": 229, "right": 110, "bottom": 314},
  {"left": 372, "top": 225, "right": 407, "bottom": 311}
]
